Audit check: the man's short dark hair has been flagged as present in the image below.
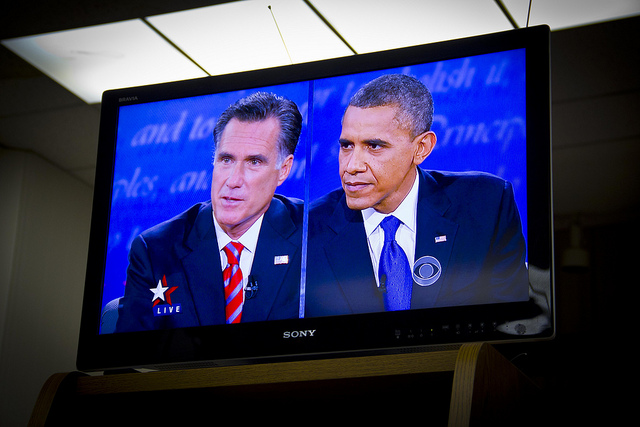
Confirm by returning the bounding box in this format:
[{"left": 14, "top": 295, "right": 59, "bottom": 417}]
[
  {"left": 213, "top": 92, "right": 303, "bottom": 165},
  {"left": 348, "top": 74, "right": 434, "bottom": 138}
]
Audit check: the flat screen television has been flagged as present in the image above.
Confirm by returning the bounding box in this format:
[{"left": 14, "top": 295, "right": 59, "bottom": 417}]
[{"left": 76, "top": 24, "right": 554, "bottom": 372}]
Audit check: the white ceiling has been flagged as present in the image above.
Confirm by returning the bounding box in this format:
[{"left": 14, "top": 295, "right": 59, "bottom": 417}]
[
  {"left": 3, "top": 0, "right": 640, "bottom": 104},
  {"left": 0, "top": 0, "right": 639, "bottom": 226}
]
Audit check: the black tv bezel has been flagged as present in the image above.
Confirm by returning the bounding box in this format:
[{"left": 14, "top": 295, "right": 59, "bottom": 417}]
[{"left": 77, "top": 24, "right": 553, "bottom": 372}]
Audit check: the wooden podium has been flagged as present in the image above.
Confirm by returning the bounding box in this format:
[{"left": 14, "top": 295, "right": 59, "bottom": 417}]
[{"left": 29, "top": 343, "right": 543, "bottom": 426}]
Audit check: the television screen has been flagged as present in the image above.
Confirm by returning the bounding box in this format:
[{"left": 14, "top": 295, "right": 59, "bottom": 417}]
[{"left": 77, "top": 24, "right": 553, "bottom": 371}]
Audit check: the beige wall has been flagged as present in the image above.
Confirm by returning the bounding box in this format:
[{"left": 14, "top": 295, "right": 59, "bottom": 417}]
[{"left": 0, "top": 149, "right": 93, "bottom": 426}]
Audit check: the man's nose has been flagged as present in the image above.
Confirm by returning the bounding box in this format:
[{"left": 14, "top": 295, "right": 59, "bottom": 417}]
[
  {"left": 345, "top": 146, "right": 367, "bottom": 174},
  {"left": 225, "top": 163, "right": 244, "bottom": 187}
]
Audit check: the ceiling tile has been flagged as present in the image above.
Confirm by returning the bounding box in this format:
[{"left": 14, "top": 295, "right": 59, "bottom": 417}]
[
  {"left": 309, "top": 0, "right": 513, "bottom": 53},
  {"left": 147, "top": 0, "right": 354, "bottom": 76},
  {"left": 4, "top": 0, "right": 639, "bottom": 105},
  {"left": 2, "top": 20, "right": 208, "bottom": 104},
  {"left": 502, "top": 0, "right": 640, "bottom": 29}
]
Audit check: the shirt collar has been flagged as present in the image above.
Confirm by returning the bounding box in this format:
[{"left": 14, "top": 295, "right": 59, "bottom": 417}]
[
  {"left": 212, "top": 210, "right": 263, "bottom": 255},
  {"left": 362, "top": 169, "right": 419, "bottom": 236}
]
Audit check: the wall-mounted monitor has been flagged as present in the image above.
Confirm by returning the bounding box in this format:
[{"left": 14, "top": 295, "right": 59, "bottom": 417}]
[{"left": 77, "top": 24, "right": 554, "bottom": 371}]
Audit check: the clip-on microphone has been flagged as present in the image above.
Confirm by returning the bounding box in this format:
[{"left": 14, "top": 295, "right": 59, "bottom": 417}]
[
  {"left": 378, "top": 274, "right": 387, "bottom": 294},
  {"left": 245, "top": 275, "right": 259, "bottom": 300}
]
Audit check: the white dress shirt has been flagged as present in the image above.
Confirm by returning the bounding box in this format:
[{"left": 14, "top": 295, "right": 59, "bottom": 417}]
[
  {"left": 361, "top": 172, "right": 419, "bottom": 288},
  {"left": 212, "top": 211, "right": 263, "bottom": 302}
]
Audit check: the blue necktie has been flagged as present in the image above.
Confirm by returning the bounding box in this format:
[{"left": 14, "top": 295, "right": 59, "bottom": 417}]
[{"left": 378, "top": 215, "right": 412, "bottom": 311}]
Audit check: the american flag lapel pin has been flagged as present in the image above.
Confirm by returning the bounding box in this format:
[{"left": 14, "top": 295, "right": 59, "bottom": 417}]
[
  {"left": 274, "top": 255, "right": 289, "bottom": 265},
  {"left": 435, "top": 235, "right": 447, "bottom": 243}
]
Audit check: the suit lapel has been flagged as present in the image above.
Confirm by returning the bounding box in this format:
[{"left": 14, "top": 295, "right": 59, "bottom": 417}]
[
  {"left": 242, "top": 198, "right": 300, "bottom": 322},
  {"left": 180, "top": 203, "right": 227, "bottom": 326},
  {"left": 411, "top": 168, "right": 459, "bottom": 309},
  {"left": 323, "top": 194, "right": 383, "bottom": 313},
  {"left": 178, "top": 199, "right": 300, "bottom": 325},
  {"left": 321, "top": 170, "right": 461, "bottom": 312}
]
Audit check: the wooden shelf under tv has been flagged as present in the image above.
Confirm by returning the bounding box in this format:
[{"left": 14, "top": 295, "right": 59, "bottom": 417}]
[{"left": 29, "top": 342, "right": 542, "bottom": 426}]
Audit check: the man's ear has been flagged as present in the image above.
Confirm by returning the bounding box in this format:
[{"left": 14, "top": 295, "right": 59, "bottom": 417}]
[
  {"left": 413, "top": 131, "right": 437, "bottom": 165},
  {"left": 277, "top": 154, "right": 294, "bottom": 185}
]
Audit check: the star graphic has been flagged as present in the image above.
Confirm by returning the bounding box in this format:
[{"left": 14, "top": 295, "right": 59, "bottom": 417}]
[{"left": 150, "top": 279, "right": 169, "bottom": 303}]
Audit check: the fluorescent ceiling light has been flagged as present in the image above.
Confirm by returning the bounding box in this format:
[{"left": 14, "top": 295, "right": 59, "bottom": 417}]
[
  {"left": 147, "top": 0, "right": 355, "bottom": 76},
  {"left": 3, "top": 0, "right": 639, "bottom": 105},
  {"left": 1, "top": 20, "right": 208, "bottom": 104},
  {"left": 502, "top": 0, "right": 640, "bottom": 29},
  {"left": 309, "top": 0, "right": 514, "bottom": 53}
]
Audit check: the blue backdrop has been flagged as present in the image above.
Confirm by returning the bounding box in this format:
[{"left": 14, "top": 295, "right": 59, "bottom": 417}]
[{"left": 101, "top": 48, "right": 527, "bottom": 317}]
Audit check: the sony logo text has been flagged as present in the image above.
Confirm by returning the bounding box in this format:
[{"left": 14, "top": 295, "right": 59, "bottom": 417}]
[{"left": 283, "top": 330, "right": 316, "bottom": 339}]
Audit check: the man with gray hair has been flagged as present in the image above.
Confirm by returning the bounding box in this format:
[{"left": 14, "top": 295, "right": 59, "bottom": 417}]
[
  {"left": 305, "top": 74, "right": 529, "bottom": 317},
  {"left": 117, "top": 92, "right": 304, "bottom": 332}
]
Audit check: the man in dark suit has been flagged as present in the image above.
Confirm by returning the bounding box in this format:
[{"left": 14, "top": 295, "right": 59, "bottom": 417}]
[
  {"left": 305, "top": 74, "right": 529, "bottom": 317},
  {"left": 116, "top": 92, "right": 304, "bottom": 332}
]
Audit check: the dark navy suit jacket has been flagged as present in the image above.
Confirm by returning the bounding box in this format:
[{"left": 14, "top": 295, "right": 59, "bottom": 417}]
[
  {"left": 116, "top": 195, "right": 303, "bottom": 332},
  {"left": 304, "top": 168, "right": 529, "bottom": 317}
]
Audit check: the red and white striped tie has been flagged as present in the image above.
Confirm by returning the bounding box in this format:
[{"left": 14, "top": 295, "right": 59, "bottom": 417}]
[{"left": 222, "top": 242, "right": 244, "bottom": 324}]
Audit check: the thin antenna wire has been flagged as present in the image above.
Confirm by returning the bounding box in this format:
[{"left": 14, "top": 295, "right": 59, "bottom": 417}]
[
  {"left": 302, "top": 0, "right": 357, "bottom": 55},
  {"left": 142, "top": 18, "right": 211, "bottom": 76},
  {"left": 494, "top": 0, "right": 519, "bottom": 29},
  {"left": 268, "top": 5, "right": 293, "bottom": 64},
  {"left": 527, "top": 0, "right": 533, "bottom": 27}
]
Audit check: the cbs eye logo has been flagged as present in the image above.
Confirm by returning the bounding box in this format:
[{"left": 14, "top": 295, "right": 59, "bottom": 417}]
[{"left": 412, "top": 256, "right": 442, "bottom": 286}]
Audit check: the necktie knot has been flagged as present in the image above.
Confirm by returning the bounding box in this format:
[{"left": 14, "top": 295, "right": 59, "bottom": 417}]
[
  {"left": 380, "top": 215, "right": 401, "bottom": 241},
  {"left": 223, "top": 241, "right": 244, "bottom": 265}
]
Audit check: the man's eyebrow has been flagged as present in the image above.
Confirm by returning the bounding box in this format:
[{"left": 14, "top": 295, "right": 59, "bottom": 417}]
[
  {"left": 338, "top": 138, "right": 389, "bottom": 146},
  {"left": 245, "top": 154, "right": 269, "bottom": 163},
  {"left": 215, "top": 150, "right": 234, "bottom": 159},
  {"left": 362, "top": 138, "right": 390, "bottom": 147}
]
